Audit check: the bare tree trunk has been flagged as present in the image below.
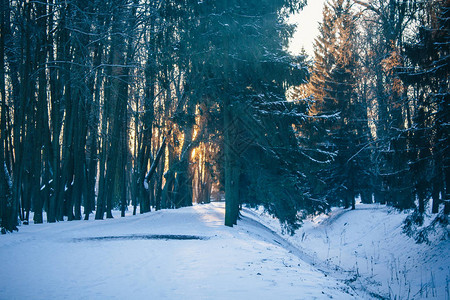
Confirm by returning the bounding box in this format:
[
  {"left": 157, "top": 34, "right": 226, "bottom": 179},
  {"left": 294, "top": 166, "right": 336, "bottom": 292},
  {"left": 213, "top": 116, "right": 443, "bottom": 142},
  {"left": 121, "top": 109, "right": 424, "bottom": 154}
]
[
  {"left": 0, "top": 0, "right": 18, "bottom": 233},
  {"left": 33, "top": 1, "right": 49, "bottom": 224},
  {"left": 85, "top": 43, "right": 102, "bottom": 220},
  {"left": 224, "top": 102, "right": 240, "bottom": 227}
]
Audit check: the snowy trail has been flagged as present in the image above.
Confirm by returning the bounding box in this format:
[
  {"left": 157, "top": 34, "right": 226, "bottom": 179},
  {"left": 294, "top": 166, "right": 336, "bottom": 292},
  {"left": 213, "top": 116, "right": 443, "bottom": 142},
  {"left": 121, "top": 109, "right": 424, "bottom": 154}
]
[{"left": 0, "top": 203, "right": 370, "bottom": 300}]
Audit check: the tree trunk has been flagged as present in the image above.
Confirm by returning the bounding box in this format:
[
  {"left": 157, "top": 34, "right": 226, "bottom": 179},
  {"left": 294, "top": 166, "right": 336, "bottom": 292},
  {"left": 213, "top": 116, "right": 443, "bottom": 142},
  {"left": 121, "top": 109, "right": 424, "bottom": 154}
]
[
  {"left": 431, "top": 178, "right": 440, "bottom": 214},
  {"left": 0, "top": 0, "right": 18, "bottom": 232},
  {"left": 224, "top": 103, "right": 240, "bottom": 227},
  {"left": 174, "top": 128, "right": 194, "bottom": 208}
]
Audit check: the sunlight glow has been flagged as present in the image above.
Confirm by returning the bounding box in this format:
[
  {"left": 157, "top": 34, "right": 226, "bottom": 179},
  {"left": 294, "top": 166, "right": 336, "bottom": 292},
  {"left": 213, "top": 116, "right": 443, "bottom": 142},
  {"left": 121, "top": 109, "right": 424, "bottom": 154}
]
[{"left": 288, "top": 0, "right": 327, "bottom": 57}]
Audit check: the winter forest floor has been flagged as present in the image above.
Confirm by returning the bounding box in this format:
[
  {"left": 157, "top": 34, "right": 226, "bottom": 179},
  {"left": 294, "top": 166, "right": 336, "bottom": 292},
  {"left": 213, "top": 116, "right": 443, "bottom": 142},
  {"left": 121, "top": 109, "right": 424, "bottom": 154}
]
[{"left": 0, "top": 202, "right": 448, "bottom": 300}]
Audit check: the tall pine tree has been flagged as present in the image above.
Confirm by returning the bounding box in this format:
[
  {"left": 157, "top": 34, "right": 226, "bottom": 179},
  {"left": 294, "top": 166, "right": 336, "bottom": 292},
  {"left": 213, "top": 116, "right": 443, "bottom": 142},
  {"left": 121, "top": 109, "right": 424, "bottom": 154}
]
[{"left": 310, "top": 0, "right": 367, "bottom": 209}]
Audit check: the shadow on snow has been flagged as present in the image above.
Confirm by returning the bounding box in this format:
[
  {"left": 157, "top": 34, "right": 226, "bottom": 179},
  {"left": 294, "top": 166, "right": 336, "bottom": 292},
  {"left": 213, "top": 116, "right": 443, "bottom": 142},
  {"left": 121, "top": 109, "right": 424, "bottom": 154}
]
[{"left": 72, "top": 234, "right": 210, "bottom": 242}]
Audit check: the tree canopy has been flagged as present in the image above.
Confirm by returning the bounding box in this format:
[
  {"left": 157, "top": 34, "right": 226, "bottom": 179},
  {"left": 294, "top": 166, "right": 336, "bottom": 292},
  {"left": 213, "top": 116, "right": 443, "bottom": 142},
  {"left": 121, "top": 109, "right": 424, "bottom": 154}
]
[{"left": 0, "top": 0, "right": 448, "bottom": 235}]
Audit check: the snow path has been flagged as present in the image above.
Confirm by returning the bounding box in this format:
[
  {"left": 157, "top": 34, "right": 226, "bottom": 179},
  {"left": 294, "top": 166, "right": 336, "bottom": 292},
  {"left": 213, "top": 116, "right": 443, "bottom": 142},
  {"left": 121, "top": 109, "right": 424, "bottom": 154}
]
[{"left": 0, "top": 203, "right": 369, "bottom": 300}]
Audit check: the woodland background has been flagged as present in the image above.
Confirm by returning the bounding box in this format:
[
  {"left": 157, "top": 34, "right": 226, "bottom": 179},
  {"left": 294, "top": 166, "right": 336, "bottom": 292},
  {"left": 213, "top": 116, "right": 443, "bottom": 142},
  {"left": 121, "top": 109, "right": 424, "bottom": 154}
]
[{"left": 0, "top": 0, "right": 448, "bottom": 234}]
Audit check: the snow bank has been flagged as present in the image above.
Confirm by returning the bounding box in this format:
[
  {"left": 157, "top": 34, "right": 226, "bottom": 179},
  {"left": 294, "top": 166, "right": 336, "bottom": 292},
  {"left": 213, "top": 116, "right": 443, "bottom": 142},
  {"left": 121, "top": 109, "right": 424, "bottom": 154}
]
[{"left": 243, "top": 203, "right": 450, "bottom": 299}]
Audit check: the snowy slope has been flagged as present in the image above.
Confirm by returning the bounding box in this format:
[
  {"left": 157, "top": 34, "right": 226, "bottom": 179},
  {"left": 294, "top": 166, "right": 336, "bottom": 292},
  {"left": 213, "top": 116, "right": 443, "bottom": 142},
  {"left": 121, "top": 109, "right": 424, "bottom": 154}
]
[
  {"left": 243, "top": 203, "right": 450, "bottom": 300},
  {"left": 1, "top": 203, "right": 373, "bottom": 300}
]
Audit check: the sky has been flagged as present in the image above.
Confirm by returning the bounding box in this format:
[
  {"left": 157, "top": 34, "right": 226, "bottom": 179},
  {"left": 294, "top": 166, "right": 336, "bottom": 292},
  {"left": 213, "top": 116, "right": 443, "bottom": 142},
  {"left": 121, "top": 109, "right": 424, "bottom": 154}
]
[{"left": 288, "top": 0, "right": 327, "bottom": 57}]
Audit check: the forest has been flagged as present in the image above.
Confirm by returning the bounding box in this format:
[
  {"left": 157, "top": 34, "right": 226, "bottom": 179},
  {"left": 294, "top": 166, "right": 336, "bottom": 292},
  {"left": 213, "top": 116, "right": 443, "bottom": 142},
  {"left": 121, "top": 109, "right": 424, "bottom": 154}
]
[{"left": 0, "top": 0, "right": 448, "bottom": 235}]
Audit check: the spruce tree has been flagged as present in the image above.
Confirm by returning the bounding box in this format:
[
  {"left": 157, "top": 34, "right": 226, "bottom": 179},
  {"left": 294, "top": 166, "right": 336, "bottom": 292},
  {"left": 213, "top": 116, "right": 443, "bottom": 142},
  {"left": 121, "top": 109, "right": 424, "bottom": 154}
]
[
  {"left": 170, "top": 0, "right": 307, "bottom": 227},
  {"left": 310, "top": 0, "right": 365, "bottom": 209},
  {"left": 403, "top": 0, "right": 450, "bottom": 214}
]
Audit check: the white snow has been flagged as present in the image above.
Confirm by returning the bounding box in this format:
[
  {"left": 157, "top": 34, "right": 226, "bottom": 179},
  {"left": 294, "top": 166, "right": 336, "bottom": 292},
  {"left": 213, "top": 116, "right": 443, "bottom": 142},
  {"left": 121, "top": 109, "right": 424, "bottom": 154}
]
[
  {"left": 1, "top": 202, "right": 448, "bottom": 299},
  {"left": 143, "top": 179, "right": 149, "bottom": 190},
  {"left": 2, "top": 203, "right": 370, "bottom": 300},
  {"left": 243, "top": 202, "right": 450, "bottom": 300}
]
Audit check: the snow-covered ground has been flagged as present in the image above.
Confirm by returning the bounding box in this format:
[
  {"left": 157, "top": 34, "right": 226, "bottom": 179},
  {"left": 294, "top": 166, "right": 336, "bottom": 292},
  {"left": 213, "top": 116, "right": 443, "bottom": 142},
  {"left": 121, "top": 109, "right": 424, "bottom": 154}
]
[
  {"left": 1, "top": 202, "right": 448, "bottom": 300},
  {"left": 1, "top": 202, "right": 369, "bottom": 300},
  {"left": 244, "top": 202, "right": 450, "bottom": 300}
]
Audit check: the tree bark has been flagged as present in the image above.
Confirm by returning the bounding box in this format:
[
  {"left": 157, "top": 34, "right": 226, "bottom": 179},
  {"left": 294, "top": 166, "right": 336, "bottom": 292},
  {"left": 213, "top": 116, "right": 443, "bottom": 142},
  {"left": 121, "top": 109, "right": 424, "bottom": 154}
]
[{"left": 224, "top": 103, "right": 240, "bottom": 227}]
